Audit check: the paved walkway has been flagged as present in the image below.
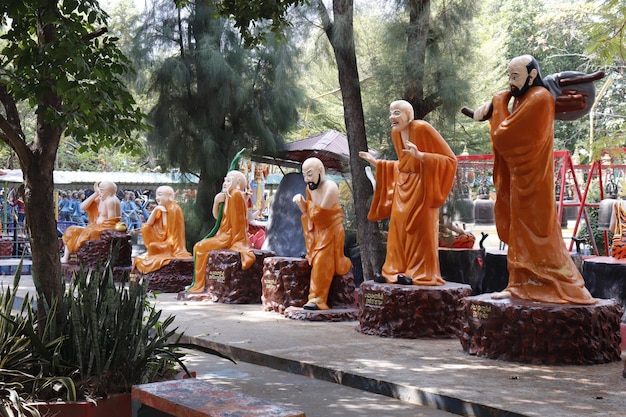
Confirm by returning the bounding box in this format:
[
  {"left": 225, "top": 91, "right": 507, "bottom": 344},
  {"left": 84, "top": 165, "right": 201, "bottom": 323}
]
[{"left": 152, "top": 294, "right": 626, "bottom": 417}]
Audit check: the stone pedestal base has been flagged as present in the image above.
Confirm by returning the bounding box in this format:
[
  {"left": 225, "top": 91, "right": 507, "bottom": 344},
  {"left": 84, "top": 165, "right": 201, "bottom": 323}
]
[
  {"left": 178, "top": 249, "right": 274, "bottom": 303},
  {"left": 460, "top": 294, "right": 623, "bottom": 365},
  {"left": 132, "top": 259, "right": 194, "bottom": 293},
  {"left": 438, "top": 248, "right": 484, "bottom": 294},
  {"left": 62, "top": 264, "right": 131, "bottom": 283},
  {"left": 68, "top": 230, "right": 132, "bottom": 269},
  {"left": 357, "top": 281, "right": 472, "bottom": 338},
  {"left": 283, "top": 306, "right": 358, "bottom": 322},
  {"left": 582, "top": 256, "right": 626, "bottom": 321},
  {"left": 261, "top": 256, "right": 356, "bottom": 315}
]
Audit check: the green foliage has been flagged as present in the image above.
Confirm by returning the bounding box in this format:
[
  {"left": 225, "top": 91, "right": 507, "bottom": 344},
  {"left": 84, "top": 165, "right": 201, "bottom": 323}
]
[
  {"left": 585, "top": 0, "right": 626, "bottom": 65},
  {"left": 0, "top": 270, "right": 75, "bottom": 415},
  {"left": 141, "top": 1, "right": 303, "bottom": 225},
  {"left": 0, "top": 0, "right": 148, "bottom": 152},
  {"left": 52, "top": 261, "right": 185, "bottom": 398},
  {"left": 217, "top": 0, "right": 309, "bottom": 46}
]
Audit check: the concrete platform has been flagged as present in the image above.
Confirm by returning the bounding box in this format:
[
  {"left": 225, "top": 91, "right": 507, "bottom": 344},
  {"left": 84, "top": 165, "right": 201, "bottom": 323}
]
[
  {"left": 4, "top": 261, "right": 625, "bottom": 417},
  {"left": 155, "top": 294, "right": 626, "bottom": 417}
]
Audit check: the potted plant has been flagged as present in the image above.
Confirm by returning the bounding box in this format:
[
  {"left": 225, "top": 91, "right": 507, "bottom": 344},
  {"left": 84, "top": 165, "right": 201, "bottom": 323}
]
[
  {"left": 0, "top": 269, "right": 74, "bottom": 417},
  {"left": 1, "top": 255, "right": 231, "bottom": 417}
]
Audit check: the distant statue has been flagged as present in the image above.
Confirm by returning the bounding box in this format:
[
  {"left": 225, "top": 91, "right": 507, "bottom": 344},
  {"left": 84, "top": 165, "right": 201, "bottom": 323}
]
[
  {"left": 133, "top": 186, "right": 192, "bottom": 274},
  {"left": 471, "top": 54, "right": 595, "bottom": 304},
  {"left": 61, "top": 181, "right": 121, "bottom": 263},
  {"left": 292, "top": 157, "right": 352, "bottom": 310},
  {"left": 359, "top": 100, "right": 457, "bottom": 285},
  {"left": 187, "top": 170, "right": 255, "bottom": 293}
]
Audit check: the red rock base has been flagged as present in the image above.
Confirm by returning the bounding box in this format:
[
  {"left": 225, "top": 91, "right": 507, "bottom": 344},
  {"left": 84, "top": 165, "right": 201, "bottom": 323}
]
[
  {"left": 62, "top": 264, "right": 131, "bottom": 283},
  {"left": 357, "top": 281, "right": 472, "bottom": 338},
  {"left": 67, "top": 230, "right": 132, "bottom": 268},
  {"left": 284, "top": 306, "right": 358, "bottom": 321},
  {"left": 261, "top": 256, "right": 356, "bottom": 315},
  {"left": 132, "top": 259, "right": 194, "bottom": 293},
  {"left": 177, "top": 249, "right": 274, "bottom": 303},
  {"left": 460, "top": 294, "right": 623, "bottom": 365}
]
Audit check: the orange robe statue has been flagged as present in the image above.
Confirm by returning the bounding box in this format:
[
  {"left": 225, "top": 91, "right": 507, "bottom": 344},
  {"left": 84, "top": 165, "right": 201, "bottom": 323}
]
[
  {"left": 489, "top": 86, "right": 594, "bottom": 304},
  {"left": 188, "top": 180, "right": 255, "bottom": 293},
  {"left": 133, "top": 197, "right": 192, "bottom": 274},
  {"left": 300, "top": 188, "right": 352, "bottom": 310},
  {"left": 368, "top": 120, "right": 456, "bottom": 285},
  {"left": 63, "top": 204, "right": 119, "bottom": 254},
  {"left": 61, "top": 181, "right": 121, "bottom": 262}
]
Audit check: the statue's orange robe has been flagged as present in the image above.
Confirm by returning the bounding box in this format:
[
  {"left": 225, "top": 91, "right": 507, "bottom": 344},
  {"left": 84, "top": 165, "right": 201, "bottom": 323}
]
[
  {"left": 62, "top": 203, "right": 119, "bottom": 253},
  {"left": 301, "top": 189, "right": 352, "bottom": 309},
  {"left": 368, "top": 120, "right": 456, "bottom": 285},
  {"left": 490, "top": 87, "right": 594, "bottom": 304},
  {"left": 188, "top": 189, "right": 255, "bottom": 293},
  {"left": 133, "top": 200, "right": 192, "bottom": 274}
]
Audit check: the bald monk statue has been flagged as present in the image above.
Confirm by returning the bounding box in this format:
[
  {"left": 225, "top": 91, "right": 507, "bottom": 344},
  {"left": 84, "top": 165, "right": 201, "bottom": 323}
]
[
  {"left": 187, "top": 170, "right": 255, "bottom": 293},
  {"left": 133, "top": 185, "right": 192, "bottom": 274},
  {"left": 292, "top": 157, "right": 352, "bottom": 310},
  {"left": 61, "top": 181, "right": 121, "bottom": 263},
  {"left": 472, "top": 55, "right": 595, "bottom": 304},
  {"left": 359, "top": 100, "right": 457, "bottom": 286}
]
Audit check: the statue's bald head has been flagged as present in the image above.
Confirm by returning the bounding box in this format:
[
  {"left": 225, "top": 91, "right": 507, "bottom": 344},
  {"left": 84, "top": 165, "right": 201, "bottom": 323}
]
[
  {"left": 99, "top": 181, "right": 117, "bottom": 197},
  {"left": 508, "top": 54, "right": 544, "bottom": 97},
  {"left": 156, "top": 185, "right": 175, "bottom": 204},
  {"left": 302, "top": 157, "right": 325, "bottom": 191}
]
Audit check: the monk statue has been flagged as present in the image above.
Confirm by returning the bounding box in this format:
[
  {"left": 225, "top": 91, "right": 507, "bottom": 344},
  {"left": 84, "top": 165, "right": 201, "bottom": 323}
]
[
  {"left": 186, "top": 170, "right": 255, "bottom": 293},
  {"left": 472, "top": 55, "right": 595, "bottom": 304},
  {"left": 292, "top": 157, "right": 352, "bottom": 310},
  {"left": 61, "top": 181, "right": 121, "bottom": 263},
  {"left": 133, "top": 185, "right": 192, "bottom": 274},
  {"left": 359, "top": 100, "right": 457, "bottom": 285}
]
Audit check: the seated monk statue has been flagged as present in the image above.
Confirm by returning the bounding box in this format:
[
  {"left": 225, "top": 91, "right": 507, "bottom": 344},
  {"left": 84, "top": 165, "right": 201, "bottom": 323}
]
[
  {"left": 186, "top": 170, "right": 255, "bottom": 293},
  {"left": 61, "top": 181, "right": 121, "bottom": 263},
  {"left": 133, "top": 185, "right": 192, "bottom": 274}
]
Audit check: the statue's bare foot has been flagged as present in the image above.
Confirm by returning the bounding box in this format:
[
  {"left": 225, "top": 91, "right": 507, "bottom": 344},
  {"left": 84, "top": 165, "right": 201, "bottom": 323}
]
[{"left": 491, "top": 290, "right": 512, "bottom": 299}]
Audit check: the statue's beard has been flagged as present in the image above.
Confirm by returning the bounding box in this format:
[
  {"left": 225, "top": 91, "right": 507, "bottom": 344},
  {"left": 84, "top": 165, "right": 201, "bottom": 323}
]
[
  {"left": 307, "top": 174, "right": 321, "bottom": 191},
  {"left": 510, "top": 76, "right": 532, "bottom": 98}
]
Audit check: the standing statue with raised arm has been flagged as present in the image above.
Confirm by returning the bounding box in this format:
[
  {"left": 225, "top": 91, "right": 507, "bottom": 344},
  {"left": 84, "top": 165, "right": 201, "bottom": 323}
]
[
  {"left": 61, "top": 181, "right": 121, "bottom": 263},
  {"left": 359, "top": 100, "right": 457, "bottom": 285},
  {"left": 293, "top": 157, "right": 352, "bottom": 310},
  {"left": 471, "top": 55, "right": 594, "bottom": 304},
  {"left": 133, "top": 185, "right": 192, "bottom": 274}
]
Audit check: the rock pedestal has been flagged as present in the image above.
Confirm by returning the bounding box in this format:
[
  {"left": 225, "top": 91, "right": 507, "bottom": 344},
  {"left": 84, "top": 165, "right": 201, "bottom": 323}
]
[
  {"left": 438, "top": 248, "right": 485, "bottom": 294},
  {"left": 62, "top": 230, "right": 132, "bottom": 282},
  {"left": 357, "top": 281, "right": 472, "bottom": 338},
  {"left": 262, "top": 256, "right": 358, "bottom": 321},
  {"left": 178, "top": 249, "right": 274, "bottom": 303},
  {"left": 582, "top": 256, "right": 626, "bottom": 321},
  {"left": 460, "top": 294, "right": 623, "bottom": 365},
  {"left": 132, "top": 259, "right": 194, "bottom": 293}
]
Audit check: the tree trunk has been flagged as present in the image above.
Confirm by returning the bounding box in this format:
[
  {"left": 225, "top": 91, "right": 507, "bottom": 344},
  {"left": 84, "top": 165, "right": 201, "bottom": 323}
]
[
  {"left": 23, "top": 159, "right": 63, "bottom": 310},
  {"left": 404, "top": 0, "right": 432, "bottom": 119},
  {"left": 321, "top": 0, "right": 385, "bottom": 281}
]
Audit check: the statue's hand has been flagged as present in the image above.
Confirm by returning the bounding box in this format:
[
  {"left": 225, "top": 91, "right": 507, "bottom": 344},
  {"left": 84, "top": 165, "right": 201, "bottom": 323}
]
[
  {"left": 402, "top": 141, "right": 423, "bottom": 160},
  {"left": 473, "top": 102, "right": 494, "bottom": 121},
  {"left": 555, "top": 89, "right": 588, "bottom": 113},
  {"left": 359, "top": 151, "right": 376, "bottom": 165},
  {"left": 214, "top": 192, "right": 226, "bottom": 204}
]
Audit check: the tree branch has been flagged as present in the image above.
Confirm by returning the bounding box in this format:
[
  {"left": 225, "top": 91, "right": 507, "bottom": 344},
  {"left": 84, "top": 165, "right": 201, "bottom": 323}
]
[
  {"left": 0, "top": 83, "right": 27, "bottom": 145},
  {"left": 82, "top": 27, "right": 108, "bottom": 42}
]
